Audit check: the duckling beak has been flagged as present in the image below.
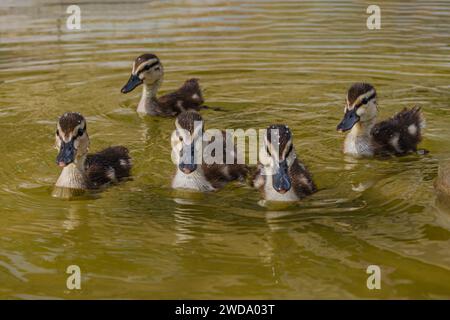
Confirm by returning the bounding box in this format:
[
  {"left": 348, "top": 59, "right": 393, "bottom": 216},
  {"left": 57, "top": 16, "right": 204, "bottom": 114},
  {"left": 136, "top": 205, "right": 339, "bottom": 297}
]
[
  {"left": 179, "top": 162, "right": 197, "bottom": 174},
  {"left": 121, "top": 74, "right": 143, "bottom": 93},
  {"left": 337, "top": 108, "right": 360, "bottom": 132},
  {"left": 56, "top": 140, "right": 76, "bottom": 167},
  {"left": 179, "top": 143, "right": 197, "bottom": 174},
  {"left": 272, "top": 160, "right": 291, "bottom": 194}
]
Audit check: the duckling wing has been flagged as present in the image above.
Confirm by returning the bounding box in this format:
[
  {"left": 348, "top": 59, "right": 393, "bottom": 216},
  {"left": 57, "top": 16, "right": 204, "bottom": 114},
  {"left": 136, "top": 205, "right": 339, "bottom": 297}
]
[
  {"left": 371, "top": 107, "right": 425, "bottom": 155},
  {"left": 158, "top": 78, "right": 205, "bottom": 114},
  {"left": 202, "top": 163, "right": 248, "bottom": 189},
  {"left": 289, "top": 159, "right": 317, "bottom": 198},
  {"left": 85, "top": 146, "right": 132, "bottom": 188},
  {"left": 202, "top": 130, "right": 249, "bottom": 187}
]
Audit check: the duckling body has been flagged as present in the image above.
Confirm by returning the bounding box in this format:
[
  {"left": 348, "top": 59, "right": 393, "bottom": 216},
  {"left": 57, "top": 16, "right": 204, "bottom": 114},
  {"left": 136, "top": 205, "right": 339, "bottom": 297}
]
[
  {"left": 255, "top": 159, "right": 315, "bottom": 201},
  {"left": 337, "top": 83, "right": 425, "bottom": 157},
  {"left": 54, "top": 113, "right": 131, "bottom": 191},
  {"left": 171, "top": 111, "right": 248, "bottom": 191},
  {"left": 84, "top": 146, "right": 132, "bottom": 188},
  {"left": 172, "top": 160, "right": 247, "bottom": 192},
  {"left": 154, "top": 78, "right": 205, "bottom": 116},
  {"left": 121, "top": 54, "right": 208, "bottom": 117},
  {"left": 252, "top": 125, "right": 316, "bottom": 201}
]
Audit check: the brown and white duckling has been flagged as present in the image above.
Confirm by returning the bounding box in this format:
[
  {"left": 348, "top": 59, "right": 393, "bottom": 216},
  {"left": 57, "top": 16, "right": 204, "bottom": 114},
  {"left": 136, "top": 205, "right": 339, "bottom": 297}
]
[
  {"left": 171, "top": 111, "right": 248, "bottom": 191},
  {"left": 337, "top": 83, "right": 426, "bottom": 157},
  {"left": 252, "top": 125, "right": 317, "bottom": 201},
  {"left": 54, "top": 112, "right": 132, "bottom": 190},
  {"left": 121, "top": 53, "right": 210, "bottom": 116}
]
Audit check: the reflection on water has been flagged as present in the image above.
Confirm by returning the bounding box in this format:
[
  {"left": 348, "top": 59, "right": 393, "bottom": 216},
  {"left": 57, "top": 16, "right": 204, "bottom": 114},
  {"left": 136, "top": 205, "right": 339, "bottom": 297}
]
[
  {"left": 51, "top": 186, "right": 88, "bottom": 199},
  {"left": 0, "top": 0, "right": 450, "bottom": 299}
]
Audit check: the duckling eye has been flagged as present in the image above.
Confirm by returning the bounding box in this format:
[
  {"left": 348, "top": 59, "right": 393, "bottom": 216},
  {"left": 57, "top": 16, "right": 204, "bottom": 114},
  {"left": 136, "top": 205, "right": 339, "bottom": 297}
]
[
  {"left": 77, "top": 128, "right": 84, "bottom": 137},
  {"left": 179, "top": 136, "right": 183, "bottom": 142},
  {"left": 361, "top": 97, "right": 368, "bottom": 105}
]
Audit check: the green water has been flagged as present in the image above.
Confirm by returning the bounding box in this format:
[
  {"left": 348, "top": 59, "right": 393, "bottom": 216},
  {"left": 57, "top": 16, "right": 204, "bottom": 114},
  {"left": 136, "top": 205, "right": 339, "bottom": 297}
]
[{"left": 1, "top": 0, "right": 450, "bottom": 299}]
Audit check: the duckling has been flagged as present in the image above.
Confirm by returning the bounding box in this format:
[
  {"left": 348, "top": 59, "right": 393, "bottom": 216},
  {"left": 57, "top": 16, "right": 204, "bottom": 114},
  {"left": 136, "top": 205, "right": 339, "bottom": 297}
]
[
  {"left": 252, "top": 125, "right": 317, "bottom": 201},
  {"left": 337, "top": 83, "right": 426, "bottom": 157},
  {"left": 171, "top": 111, "right": 248, "bottom": 191},
  {"left": 54, "top": 112, "right": 132, "bottom": 190},
  {"left": 435, "top": 162, "right": 450, "bottom": 196},
  {"left": 121, "top": 53, "right": 211, "bottom": 116}
]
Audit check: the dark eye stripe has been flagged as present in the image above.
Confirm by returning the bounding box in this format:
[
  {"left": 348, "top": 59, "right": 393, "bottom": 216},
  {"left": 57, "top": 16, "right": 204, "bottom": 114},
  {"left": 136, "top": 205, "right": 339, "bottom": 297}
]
[
  {"left": 285, "top": 144, "right": 293, "bottom": 157},
  {"left": 354, "top": 92, "right": 376, "bottom": 109},
  {"left": 74, "top": 127, "right": 85, "bottom": 139},
  {"left": 139, "top": 61, "right": 160, "bottom": 73}
]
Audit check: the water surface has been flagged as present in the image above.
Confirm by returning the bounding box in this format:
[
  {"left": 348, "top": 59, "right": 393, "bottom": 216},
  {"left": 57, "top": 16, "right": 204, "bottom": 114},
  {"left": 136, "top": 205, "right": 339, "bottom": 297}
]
[{"left": 1, "top": 0, "right": 450, "bottom": 299}]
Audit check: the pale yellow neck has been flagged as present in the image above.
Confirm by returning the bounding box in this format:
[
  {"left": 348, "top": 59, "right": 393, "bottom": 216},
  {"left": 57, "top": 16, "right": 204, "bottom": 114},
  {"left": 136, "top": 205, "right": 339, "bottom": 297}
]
[
  {"left": 350, "top": 117, "right": 377, "bottom": 137},
  {"left": 55, "top": 158, "right": 87, "bottom": 189},
  {"left": 137, "top": 80, "right": 161, "bottom": 114},
  {"left": 343, "top": 118, "right": 377, "bottom": 156}
]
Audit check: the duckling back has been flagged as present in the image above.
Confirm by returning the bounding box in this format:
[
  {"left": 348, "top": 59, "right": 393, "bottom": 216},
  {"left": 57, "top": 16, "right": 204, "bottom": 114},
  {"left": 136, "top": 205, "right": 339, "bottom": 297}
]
[
  {"left": 85, "top": 146, "right": 132, "bottom": 188},
  {"left": 158, "top": 78, "right": 205, "bottom": 114},
  {"left": 202, "top": 130, "right": 249, "bottom": 188},
  {"left": 371, "top": 106, "right": 425, "bottom": 155}
]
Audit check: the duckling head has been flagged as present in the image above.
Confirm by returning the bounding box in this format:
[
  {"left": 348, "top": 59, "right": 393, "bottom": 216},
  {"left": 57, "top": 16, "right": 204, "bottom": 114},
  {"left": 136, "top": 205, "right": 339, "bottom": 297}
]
[
  {"left": 337, "top": 82, "right": 378, "bottom": 132},
  {"left": 171, "top": 111, "right": 204, "bottom": 174},
  {"left": 55, "top": 112, "right": 89, "bottom": 167},
  {"left": 121, "top": 53, "right": 164, "bottom": 93},
  {"left": 261, "top": 124, "right": 296, "bottom": 194}
]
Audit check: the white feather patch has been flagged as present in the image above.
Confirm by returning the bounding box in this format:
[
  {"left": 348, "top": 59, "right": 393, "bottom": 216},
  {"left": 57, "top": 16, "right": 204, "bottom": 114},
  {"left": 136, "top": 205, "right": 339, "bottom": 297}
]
[
  {"left": 408, "top": 124, "right": 417, "bottom": 136},
  {"left": 389, "top": 133, "right": 401, "bottom": 152},
  {"left": 119, "top": 159, "right": 130, "bottom": 168},
  {"left": 106, "top": 167, "right": 116, "bottom": 182}
]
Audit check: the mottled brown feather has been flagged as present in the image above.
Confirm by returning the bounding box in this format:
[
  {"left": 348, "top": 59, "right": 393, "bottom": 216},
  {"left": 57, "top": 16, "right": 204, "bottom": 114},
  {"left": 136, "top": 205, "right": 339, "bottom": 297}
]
[
  {"left": 135, "top": 53, "right": 159, "bottom": 67},
  {"left": 58, "top": 112, "right": 84, "bottom": 133},
  {"left": 157, "top": 78, "right": 205, "bottom": 115},
  {"left": 347, "top": 83, "right": 376, "bottom": 106},
  {"left": 202, "top": 130, "right": 249, "bottom": 188},
  {"left": 176, "top": 110, "right": 203, "bottom": 133},
  {"left": 288, "top": 158, "right": 317, "bottom": 198},
  {"left": 85, "top": 146, "right": 132, "bottom": 189},
  {"left": 371, "top": 106, "right": 424, "bottom": 155}
]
